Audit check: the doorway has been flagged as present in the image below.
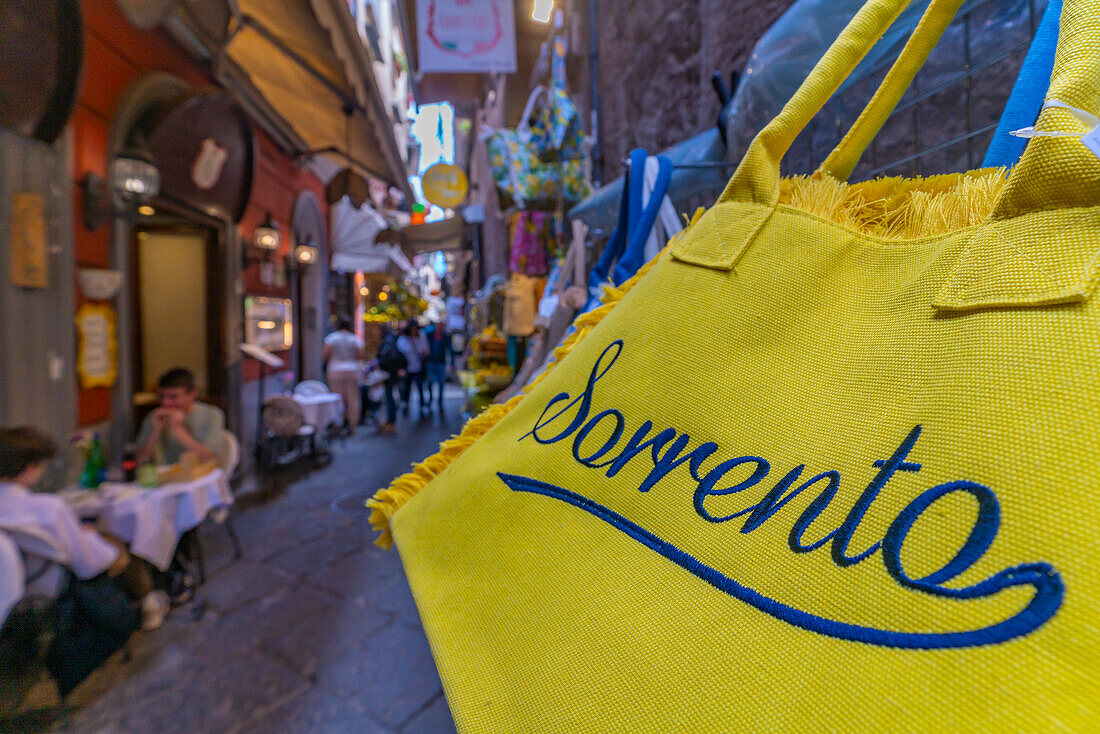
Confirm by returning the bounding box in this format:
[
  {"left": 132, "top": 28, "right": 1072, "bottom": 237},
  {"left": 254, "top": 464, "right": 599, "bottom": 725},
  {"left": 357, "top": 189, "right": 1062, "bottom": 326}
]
[{"left": 130, "top": 225, "right": 225, "bottom": 428}]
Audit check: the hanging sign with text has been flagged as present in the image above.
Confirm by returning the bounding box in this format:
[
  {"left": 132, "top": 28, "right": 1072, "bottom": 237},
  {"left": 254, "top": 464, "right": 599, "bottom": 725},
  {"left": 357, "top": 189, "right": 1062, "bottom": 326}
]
[
  {"left": 75, "top": 304, "right": 118, "bottom": 389},
  {"left": 417, "top": 0, "right": 517, "bottom": 73}
]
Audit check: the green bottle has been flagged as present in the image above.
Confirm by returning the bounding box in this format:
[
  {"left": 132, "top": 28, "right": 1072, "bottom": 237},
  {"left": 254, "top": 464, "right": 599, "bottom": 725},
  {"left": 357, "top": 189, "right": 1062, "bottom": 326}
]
[{"left": 80, "top": 433, "right": 107, "bottom": 488}]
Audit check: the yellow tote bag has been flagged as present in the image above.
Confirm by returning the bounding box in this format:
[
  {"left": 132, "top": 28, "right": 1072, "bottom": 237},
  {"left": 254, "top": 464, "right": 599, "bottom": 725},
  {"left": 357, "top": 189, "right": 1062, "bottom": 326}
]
[{"left": 370, "top": 0, "right": 1100, "bottom": 730}]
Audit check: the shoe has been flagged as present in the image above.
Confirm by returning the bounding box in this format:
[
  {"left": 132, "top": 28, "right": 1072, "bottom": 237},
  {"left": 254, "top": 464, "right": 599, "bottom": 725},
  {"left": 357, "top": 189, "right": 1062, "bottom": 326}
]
[
  {"left": 141, "top": 591, "right": 170, "bottom": 630},
  {"left": 379, "top": 422, "right": 397, "bottom": 434},
  {"left": 168, "top": 570, "right": 196, "bottom": 606}
]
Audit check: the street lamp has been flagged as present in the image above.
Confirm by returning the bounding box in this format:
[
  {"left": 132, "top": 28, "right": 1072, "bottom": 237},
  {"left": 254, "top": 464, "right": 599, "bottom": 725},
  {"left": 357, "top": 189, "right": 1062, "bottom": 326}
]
[
  {"left": 243, "top": 214, "right": 282, "bottom": 270},
  {"left": 108, "top": 151, "right": 161, "bottom": 204}
]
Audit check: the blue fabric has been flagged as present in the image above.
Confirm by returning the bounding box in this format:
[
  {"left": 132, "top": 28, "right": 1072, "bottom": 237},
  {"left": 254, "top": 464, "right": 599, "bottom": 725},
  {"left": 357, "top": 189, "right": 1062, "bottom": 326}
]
[
  {"left": 587, "top": 152, "right": 635, "bottom": 296},
  {"left": 612, "top": 153, "right": 673, "bottom": 285},
  {"left": 583, "top": 149, "right": 674, "bottom": 313},
  {"left": 981, "top": 0, "right": 1062, "bottom": 169}
]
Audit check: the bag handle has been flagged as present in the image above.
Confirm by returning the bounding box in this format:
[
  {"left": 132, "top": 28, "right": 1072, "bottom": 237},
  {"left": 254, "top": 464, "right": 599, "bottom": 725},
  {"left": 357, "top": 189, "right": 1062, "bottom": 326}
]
[
  {"left": 721, "top": 0, "right": 962, "bottom": 205},
  {"left": 613, "top": 152, "right": 673, "bottom": 284},
  {"left": 556, "top": 219, "right": 589, "bottom": 295},
  {"left": 988, "top": 0, "right": 1100, "bottom": 218},
  {"left": 518, "top": 86, "right": 548, "bottom": 137},
  {"left": 980, "top": 0, "right": 1062, "bottom": 169},
  {"left": 816, "top": 0, "right": 967, "bottom": 182}
]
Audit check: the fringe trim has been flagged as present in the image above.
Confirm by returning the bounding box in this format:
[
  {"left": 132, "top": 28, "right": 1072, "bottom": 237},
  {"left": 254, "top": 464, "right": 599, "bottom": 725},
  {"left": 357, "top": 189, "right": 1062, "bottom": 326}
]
[
  {"left": 780, "top": 168, "right": 1008, "bottom": 240},
  {"left": 366, "top": 209, "right": 707, "bottom": 549}
]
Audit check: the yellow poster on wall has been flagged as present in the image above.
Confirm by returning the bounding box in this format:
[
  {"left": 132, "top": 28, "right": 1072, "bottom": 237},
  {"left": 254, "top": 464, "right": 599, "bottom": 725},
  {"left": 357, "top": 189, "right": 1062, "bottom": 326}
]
[
  {"left": 75, "top": 304, "right": 118, "bottom": 389},
  {"left": 10, "top": 193, "right": 48, "bottom": 289}
]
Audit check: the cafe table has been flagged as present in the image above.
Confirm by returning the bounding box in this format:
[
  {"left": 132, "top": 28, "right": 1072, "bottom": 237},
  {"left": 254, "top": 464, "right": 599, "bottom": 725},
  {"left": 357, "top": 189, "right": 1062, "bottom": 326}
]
[
  {"left": 291, "top": 391, "right": 345, "bottom": 429},
  {"left": 59, "top": 469, "right": 233, "bottom": 571}
]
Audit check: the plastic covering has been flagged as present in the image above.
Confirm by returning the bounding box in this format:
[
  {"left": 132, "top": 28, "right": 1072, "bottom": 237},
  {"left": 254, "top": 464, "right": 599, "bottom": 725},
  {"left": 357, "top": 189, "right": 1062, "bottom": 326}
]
[
  {"left": 726, "top": 0, "right": 1049, "bottom": 178},
  {"left": 568, "top": 128, "right": 729, "bottom": 239},
  {"left": 571, "top": 0, "right": 1047, "bottom": 234}
]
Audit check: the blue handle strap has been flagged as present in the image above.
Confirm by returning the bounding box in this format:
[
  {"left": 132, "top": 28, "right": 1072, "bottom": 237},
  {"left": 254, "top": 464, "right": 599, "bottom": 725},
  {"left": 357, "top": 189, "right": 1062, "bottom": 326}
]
[
  {"left": 981, "top": 0, "right": 1062, "bottom": 169},
  {"left": 587, "top": 152, "right": 635, "bottom": 292},
  {"left": 612, "top": 151, "right": 673, "bottom": 284}
]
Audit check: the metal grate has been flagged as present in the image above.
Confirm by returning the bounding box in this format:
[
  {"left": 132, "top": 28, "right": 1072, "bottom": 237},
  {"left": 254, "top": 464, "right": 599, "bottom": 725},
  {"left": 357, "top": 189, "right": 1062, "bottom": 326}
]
[{"left": 786, "top": 0, "right": 1047, "bottom": 180}]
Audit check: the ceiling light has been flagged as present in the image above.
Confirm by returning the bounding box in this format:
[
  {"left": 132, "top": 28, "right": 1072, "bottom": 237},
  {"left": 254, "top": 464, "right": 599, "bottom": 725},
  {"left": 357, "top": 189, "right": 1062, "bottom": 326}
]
[{"left": 532, "top": 0, "right": 553, "bottom": 23}]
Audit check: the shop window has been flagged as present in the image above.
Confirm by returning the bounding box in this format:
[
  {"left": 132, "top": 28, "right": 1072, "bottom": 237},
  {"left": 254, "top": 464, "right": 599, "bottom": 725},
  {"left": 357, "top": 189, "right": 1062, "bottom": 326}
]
[{"left": 245, "top": 296, "right": 294, "bottom": 351}]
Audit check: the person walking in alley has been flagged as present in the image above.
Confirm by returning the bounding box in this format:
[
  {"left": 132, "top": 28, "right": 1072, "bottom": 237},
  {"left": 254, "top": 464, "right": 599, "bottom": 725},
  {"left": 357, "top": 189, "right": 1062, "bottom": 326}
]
[
  {"left": 397, "top": 321, "right": 429, "bottom": 416},
  {"left": 323, "top": 318, "right": 367, "bottom": 435},
  {"left": 135, "top": 368, "right": 227, "bottom": 468},
  {"left": 375, "top": 327, "right": 406, "bottom": 434},
  {"left": 424, "top": 320, "right": 450, "bottom": 412}
]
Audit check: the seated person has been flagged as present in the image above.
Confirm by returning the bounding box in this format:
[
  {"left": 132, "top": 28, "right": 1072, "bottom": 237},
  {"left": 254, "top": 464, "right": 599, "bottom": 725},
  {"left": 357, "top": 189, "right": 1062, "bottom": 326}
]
[
  {"left": 136, "top": 367, "right": 226, "bottom": 468},
  {"left": 0, "top": 427, "right": 167, "bottom": 629}
]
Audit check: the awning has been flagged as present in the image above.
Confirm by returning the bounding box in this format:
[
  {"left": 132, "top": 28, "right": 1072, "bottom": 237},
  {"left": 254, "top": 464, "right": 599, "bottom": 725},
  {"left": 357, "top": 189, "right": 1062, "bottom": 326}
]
[
  {"left": 330, "top": 198, "right": 415, "bottom": 275},
  {"left": 164, "top": 0, "right": 412, "bottom": 200},
  {"left": 402, "top": 215, "right": 468, "bottom": 255}
]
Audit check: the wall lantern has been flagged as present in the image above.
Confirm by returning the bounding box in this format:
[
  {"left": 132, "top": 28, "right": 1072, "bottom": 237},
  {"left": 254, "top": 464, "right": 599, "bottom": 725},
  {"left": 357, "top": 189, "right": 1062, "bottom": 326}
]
[
  {"left": 243, "top": 214, "right": 282, "bottom": 270},
  {"left": 81, "top": 146, "right": 162, "bottom": 230},
  {"left": 254, "top": 214, "right": 281, "bottom": 251},
  {"left": 293, "top": 239, "right": 318, "bottom": 266}
]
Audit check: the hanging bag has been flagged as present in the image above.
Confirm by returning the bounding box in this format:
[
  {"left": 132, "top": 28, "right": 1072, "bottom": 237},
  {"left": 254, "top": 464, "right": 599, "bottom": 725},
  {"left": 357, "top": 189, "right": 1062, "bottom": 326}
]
[
  {"left": 583, "top": 149, "right": 673, "bottom": 312},
  {"left": 372, "top": 0, "right": 1100, "bottom": 730},
  {"left": 981, "top": 0, "right": 1063, "bottom": 168},
  {"left": 487, "top": 82, "right": 592, "bottom": 211}
]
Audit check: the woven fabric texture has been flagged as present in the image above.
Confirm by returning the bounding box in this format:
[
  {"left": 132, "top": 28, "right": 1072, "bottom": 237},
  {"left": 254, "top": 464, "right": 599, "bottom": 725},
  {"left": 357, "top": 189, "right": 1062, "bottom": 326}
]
[{"left": 386, "top": 0, "right": 1100, "bottom": 730}]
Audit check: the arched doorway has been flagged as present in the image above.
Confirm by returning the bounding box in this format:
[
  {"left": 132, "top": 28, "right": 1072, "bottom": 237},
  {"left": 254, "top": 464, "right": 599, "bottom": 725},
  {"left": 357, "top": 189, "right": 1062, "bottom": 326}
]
[{"left": 107, "top": 74, "right": 252, "bottom": 458}]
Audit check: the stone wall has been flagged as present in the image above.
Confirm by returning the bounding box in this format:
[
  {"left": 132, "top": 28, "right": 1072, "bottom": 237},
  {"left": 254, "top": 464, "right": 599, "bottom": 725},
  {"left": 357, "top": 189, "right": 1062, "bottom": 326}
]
[{"left": 592, "top": 0, "right": 796, "bottom": 182}]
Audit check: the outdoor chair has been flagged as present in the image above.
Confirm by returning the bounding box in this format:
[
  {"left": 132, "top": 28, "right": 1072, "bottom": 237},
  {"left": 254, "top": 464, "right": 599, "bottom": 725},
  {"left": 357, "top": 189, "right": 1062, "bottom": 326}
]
[
  {"left": 186, "top": 431, "right": 245, "bottom": 587},
  {"left": 0, "top": 528, "right": 73, "bottom": 716},
  {"left": 258, "top": 396, "right": 325, "bottom": 473}
]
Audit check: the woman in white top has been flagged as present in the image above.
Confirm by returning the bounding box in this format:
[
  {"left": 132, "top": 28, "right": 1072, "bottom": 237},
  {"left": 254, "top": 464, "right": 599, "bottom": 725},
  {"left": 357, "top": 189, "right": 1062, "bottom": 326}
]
[{"left": 323, "top": 318, "right": 367, "bottom": 433}]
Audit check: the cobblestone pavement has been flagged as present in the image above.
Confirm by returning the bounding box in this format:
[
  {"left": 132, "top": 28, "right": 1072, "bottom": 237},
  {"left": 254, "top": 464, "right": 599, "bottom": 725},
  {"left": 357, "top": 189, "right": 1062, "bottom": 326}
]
[{"left": 10, "top": 388, "right": 467, "bottom": 734}]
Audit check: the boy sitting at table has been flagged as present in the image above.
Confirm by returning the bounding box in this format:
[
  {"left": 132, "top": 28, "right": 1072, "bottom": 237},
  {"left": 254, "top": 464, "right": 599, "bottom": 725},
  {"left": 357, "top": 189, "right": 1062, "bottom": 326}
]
[
  {"left": 0, "top": 426, "right": 167, "bottom": 629},
  {"left": 136, "top": 367, "right": 226, "bottom": 469}
]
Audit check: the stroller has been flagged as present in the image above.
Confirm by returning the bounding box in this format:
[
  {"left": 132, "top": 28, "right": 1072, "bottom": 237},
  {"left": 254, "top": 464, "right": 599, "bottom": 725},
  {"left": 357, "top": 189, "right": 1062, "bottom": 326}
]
[
  {"left": 358, "top": 362, "right": 389, "bottom": 428},
  {"left": 257, "top": 395, "right": 326, "bottom": 472}
]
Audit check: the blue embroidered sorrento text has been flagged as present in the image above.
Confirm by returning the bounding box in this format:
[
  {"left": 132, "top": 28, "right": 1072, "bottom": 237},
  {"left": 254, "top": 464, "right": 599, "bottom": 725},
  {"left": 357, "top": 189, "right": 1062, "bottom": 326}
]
[{"left": 506, "top": 340, "right": 1064, "bottom": 649}]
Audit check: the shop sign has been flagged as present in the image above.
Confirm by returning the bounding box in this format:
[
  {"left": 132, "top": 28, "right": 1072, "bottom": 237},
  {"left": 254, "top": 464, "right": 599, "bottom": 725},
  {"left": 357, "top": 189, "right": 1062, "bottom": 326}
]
[
  {"left": 417, "top": 0, "right": 517, "bottom": 73},
  {"left": 75, "top": 303, "right": 118, "bottom": 389},
  {"left": 147, "top": 91, "right": 254, "bottom": 223},
  {"left": 10, "top": 193, "right": 48, "bottom": 289},
  {"left": 422, "top": 163, "right": 469, "bottom": 208}
]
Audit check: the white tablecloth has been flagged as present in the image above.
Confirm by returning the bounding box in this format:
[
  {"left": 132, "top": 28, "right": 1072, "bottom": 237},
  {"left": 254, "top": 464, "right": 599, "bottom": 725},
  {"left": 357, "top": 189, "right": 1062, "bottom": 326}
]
[
  {"left": 60, "top": 469, "right": 233, "bottom": 571},
  {"left": 0, "top": 532, "right": 24, "bottom": 625},
  {"left": 292, "top": 392, "right": 344, "bottom": 429}
]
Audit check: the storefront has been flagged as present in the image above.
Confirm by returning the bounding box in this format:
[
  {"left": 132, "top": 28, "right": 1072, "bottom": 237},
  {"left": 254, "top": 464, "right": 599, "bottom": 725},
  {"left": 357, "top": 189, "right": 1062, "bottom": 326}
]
[
  {"left": 0, "top": 0, "right": 415, "bottom": 475},
  {"left": 65, "top": 1, "right": 336, "bottom": 463}
]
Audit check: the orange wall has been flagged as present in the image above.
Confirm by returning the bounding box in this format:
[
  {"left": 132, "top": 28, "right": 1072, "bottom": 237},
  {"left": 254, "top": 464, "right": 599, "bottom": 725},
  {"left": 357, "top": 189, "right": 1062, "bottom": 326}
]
[
  {"left": 72, "top": 0, "right": 328, "bottom": 423},
  {"left": 238, "top": 130, "right": 330, "bottom": 383}
]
